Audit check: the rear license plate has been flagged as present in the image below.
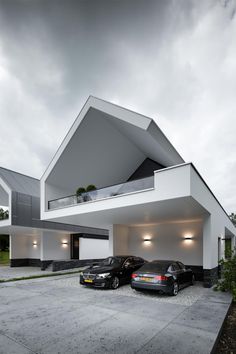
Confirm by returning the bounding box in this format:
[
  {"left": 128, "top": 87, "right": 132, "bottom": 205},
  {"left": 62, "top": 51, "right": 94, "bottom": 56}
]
[
  {"left": 84, "top": 279, "right": 93, "bottom": 283},
  {"left": 140, "top": 277, "right": 153, "bottom": 282}
]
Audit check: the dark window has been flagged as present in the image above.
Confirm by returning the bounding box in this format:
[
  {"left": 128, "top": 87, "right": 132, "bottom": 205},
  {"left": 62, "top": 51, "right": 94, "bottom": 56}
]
[
  {"left": 167, "top": 265, "right": 174, "bottom": 272},
  {"left": 173, "top": 262, "right": 181, "bottom": 270},
  {"left": 123, "top": 257, "right": 133, "bottom": 267},
  {"left": 139, "top": 262, "right": 169, "bottom": 272},
  {"left": 177, "top": 262, "right": 185, "bottom": 270},
  {"left": 102, "top": 257, "right": 123, "bottom": 266}
]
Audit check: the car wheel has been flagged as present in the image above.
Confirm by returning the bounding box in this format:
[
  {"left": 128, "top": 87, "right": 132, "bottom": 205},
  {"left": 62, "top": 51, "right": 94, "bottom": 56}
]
[
  {"left": 190, "top": 274, "right": 195, "bottom": 286},
  {"left": 171, "top": 282, "right": 179, "bottom": 296},
  {"left": 110, "top": 276, "right": 120, "bottom": 289}
]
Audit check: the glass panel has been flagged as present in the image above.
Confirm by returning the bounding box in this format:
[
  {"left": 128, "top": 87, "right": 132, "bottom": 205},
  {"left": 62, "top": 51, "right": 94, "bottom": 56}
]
[
  {"left": 140, "top": 262, "right": 169, "bottom": 272},
  {"left": 48, "top": 176, "right": 154, "bottom": 210}
]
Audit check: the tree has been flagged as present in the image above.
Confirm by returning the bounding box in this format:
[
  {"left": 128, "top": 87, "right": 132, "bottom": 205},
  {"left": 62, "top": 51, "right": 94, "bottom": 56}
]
[
  {"left": 0, "top": 235, "right": 9, "bottom": 251},
  {"left": 229, "top": 213, "right": 236, "bottom": 226},
  {"left": 0, "top": 208, "right": 9, "bottom": 220}
]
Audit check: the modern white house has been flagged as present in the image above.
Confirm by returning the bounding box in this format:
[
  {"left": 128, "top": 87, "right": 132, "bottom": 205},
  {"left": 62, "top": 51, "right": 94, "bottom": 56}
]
[
  {"left": 0, "top": 167, "right": 108, "bottom": 270},
  {"left": 40, "top": 96, "right": 236, "bottom": 287}
]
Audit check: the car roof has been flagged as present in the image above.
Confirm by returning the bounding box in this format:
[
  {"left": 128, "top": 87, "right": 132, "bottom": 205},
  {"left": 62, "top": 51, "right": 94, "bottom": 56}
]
[
  {"left": 151, "top": 260, "right": 178, "bottom": 264},
  {"left": 114, "top": 255, "right": 136, "bottom": 258}
]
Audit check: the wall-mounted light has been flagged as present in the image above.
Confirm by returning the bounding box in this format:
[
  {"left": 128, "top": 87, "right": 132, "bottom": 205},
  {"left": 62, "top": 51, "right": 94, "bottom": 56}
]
[
  {"left": 143, "top": 236, "right": 152, "bottom": 246},
  {"left": 183, "top": 234, "right": 194, "bottom": 244},
  {"left": 32, "top": 241, "right": 37, "bottom": 247},
  {"left": 61, "top": 240, "right": 68, "bottom": 248}
]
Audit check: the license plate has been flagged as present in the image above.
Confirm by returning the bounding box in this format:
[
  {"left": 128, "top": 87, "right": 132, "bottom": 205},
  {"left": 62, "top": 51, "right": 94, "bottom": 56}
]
[
  {"left": 84, "top": 279, "right": 93, "bottom": 283},
  {"left": 140, "top": 277, "right": 153, "bottom": 282}
]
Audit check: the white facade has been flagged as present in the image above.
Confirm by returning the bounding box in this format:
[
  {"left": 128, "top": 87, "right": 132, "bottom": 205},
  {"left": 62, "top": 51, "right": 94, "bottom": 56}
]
[
  {"left": 0, "top": 167, "right": 109, "bottom": 269},
  {"left": 27, "top": 96, "right": 236, "bottom": 284},
  {"left": 79, "top": 238, "right": 109, "bottom": 260}
]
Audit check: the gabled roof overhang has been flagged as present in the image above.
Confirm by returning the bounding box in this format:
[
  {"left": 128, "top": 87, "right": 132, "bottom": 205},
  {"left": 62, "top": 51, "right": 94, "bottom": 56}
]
[{"left": 41, "top": 96, "right": 186, "bottom": 215}]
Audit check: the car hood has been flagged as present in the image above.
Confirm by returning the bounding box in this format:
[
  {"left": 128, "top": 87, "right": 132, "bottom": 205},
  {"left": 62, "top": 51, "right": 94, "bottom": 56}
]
[{"left": 83, "top": 265, "right": 119, "bottom": 274}]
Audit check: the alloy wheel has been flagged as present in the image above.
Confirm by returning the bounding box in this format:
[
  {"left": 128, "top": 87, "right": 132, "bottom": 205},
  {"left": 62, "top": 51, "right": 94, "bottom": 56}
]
[
  {"left": 111, "top": 276, "right": 120, "bottom": 289},
  {"left": 172, "top": 282, "right": 179, "bottom": 296}
]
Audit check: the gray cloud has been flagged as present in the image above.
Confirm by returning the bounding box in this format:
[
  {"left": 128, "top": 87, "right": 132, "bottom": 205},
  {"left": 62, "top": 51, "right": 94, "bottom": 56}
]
[{"left": 0, "top": 0, "right": 235, "bottom": 212}]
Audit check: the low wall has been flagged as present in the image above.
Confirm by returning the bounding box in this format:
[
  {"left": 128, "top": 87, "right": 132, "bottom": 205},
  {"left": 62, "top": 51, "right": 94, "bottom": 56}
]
[
  {"left": 52, "top": 258, "right": 105, "bottom": 272},
  {"left": 10, "top": 258, "right": 41, "bottom": 267}
]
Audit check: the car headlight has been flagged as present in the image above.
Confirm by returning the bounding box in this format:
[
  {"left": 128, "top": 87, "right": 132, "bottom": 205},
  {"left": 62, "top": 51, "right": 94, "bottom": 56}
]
[{"left": 96, "top": 273, "right": 111, "bottom": 279}]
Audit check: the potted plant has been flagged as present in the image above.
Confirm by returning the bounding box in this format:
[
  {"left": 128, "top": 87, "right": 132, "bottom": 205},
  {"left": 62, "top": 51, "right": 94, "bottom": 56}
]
[
  {"left": 76, "top": 187, "right": 86, "bottom": 203},
  {"left": 85, "top": 185, "right": 97, "bottom": 201},
  {"left": 76, "top": 185, "right": 97, "bottom": 202}
]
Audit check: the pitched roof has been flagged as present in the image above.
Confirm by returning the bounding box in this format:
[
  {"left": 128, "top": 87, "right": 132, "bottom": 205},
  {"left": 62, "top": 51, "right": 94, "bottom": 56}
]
[{"left": 0, "top": 167, "right": 39, "bottom": 197}]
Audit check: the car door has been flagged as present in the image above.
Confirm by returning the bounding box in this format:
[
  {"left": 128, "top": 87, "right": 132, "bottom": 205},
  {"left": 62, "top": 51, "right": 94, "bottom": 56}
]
[
  {"left": 122, "top": 257, "right": 137, "bottom": 282},
  {"left": 173, "top": 262, "right": 185, "bottom": 288},
  {"left": 177, "top": 262, "right": 192, "bottom": 283}
]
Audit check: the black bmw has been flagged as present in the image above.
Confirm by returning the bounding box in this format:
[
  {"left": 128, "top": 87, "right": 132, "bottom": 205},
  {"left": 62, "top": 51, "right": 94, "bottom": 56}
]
[
  {"left": 131, "top": 260, "right": 195, "bottom": 296},
  {"left": 80, "top": 255, "right": 146, "bottom": 289}
]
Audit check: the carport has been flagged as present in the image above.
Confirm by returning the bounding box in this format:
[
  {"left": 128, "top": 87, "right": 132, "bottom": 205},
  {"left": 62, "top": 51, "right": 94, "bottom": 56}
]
[
  {"left": 74, "top": 196, "right": 207, "bottom": 283},
  {"left": 51, "top": 193, "right": 234, "bottom": 287}
]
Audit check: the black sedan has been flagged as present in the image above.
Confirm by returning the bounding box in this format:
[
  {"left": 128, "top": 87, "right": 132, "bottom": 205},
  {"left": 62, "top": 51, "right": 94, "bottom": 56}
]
[
  {"left": 80, "top": 255, "right": 146, "bottom": 289},
  {"left": 131, "top": 260, "right": 195, "bottom": 296}
]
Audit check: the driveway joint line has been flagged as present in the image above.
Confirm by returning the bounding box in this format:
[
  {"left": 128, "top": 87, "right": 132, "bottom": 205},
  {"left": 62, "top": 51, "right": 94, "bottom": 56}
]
[{"left": 0, "top": 331, "right": 38, "bottom": 354}]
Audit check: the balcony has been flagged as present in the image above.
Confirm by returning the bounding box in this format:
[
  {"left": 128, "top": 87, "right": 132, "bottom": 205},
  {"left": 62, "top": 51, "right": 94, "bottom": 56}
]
[{"left": 48, "top": 176, "right": 154, "bottom": 210}]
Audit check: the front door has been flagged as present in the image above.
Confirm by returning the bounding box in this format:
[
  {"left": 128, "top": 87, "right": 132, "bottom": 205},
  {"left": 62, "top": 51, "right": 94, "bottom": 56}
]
[{"left": 71, "top": 235, "right": 80, "bottom": 259}]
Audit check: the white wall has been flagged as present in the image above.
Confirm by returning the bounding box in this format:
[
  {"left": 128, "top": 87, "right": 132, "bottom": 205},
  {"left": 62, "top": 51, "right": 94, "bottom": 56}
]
[
  {"left": 41, "top": 231, "right": 70, "bottom": 261},
  {"left": 190, "top": 167, "right": 236, "bottom": 269},
  {"left": 79, "top": 238, "right": 109, "bottom": 260},
  {"left": 10, "top": 234, "right": 41, "bottom": 259},
  {"left": 112, "top": 220, "right": 203, "bottom": 266}
]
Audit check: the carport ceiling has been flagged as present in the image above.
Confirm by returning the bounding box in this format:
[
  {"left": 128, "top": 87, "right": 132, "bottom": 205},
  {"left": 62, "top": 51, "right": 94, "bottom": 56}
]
[{"left": 49, "top": 196, "right": 209, "bottom": 229}]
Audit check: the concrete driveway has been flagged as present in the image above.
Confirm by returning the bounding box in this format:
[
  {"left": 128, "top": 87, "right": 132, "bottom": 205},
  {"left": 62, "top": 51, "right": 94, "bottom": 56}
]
[{"left": 0, "top": 274, "right": 232, "bottom": 354}]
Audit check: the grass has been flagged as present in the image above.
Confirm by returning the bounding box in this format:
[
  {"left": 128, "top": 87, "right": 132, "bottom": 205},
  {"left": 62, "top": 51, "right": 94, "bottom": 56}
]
[
  {"left": 0, "top": 251, "right": 9, "bottom": 265},
  {"left": 0, "top": 269, "right": 83, "bottom": 283}
]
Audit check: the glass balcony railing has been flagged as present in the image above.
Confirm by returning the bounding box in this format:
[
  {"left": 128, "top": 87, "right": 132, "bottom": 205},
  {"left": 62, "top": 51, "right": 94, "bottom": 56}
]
[{"left": 48, "top": 176, "right": 154, "bottom": 210}]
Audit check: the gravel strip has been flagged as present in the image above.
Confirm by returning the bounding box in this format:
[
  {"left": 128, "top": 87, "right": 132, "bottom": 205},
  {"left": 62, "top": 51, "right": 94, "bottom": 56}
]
[{"left": 49, "top": 275, "right": 206, "bottom": 306}]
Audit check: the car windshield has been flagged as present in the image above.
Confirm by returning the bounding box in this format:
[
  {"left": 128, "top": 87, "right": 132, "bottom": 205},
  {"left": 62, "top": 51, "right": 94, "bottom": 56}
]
[
  {"left": 139, "top": 262, "right": 169, "bottom": 273},
  {"left": 101, "top": 257, "right": 124, "bottom": 266}
]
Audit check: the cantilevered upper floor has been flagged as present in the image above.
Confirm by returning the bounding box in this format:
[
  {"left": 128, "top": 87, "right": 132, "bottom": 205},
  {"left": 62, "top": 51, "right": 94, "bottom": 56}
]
[{"left": 40, "top": 96, "right": 235, "bottom": 243}]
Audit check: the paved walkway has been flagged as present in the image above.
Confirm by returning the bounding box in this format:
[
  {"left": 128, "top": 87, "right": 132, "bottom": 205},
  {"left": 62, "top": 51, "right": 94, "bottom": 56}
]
[
  {"left": 0, "top": 274, "right": 232, "bottom": 354},
  {"left": 0, "top": 266, "right": 83, "bottom": 280}
]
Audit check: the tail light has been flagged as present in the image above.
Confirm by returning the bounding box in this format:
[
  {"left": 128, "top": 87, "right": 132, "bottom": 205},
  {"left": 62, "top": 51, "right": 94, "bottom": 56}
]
[
  {"left": 131, "top": 273, "right": 138, "bottom": 279},
  {"left": 155, "top": 275, "right": 168, "bottom": 281}
]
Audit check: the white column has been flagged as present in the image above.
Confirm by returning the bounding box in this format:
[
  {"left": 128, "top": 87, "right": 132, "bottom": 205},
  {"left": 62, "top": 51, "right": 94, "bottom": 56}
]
[
  {"left": 108, "top": 225, "right": 129, "bottom": 256},
  {"left": 9, "top": 234, "right": 12, "bottom": 259},
  {"left": 108, "top": 225, "right": 114, "bottom": 256},
  {"left": 203, "top": 215, "right": 212, "bottom": 270}
]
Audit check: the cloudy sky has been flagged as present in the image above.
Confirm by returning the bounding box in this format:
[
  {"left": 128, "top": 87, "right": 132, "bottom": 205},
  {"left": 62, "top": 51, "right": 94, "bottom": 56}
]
[{"left": 0, "top": 0, "right": 235, "bottom": 212}]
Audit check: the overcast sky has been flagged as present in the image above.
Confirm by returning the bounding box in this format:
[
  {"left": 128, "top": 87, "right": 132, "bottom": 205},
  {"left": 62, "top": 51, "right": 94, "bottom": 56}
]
[{"left": 0, "top": 0, "right": 235, "bottom": 212}]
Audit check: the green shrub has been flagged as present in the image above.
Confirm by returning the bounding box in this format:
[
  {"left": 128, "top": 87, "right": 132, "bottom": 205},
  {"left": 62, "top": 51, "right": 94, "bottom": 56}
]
[
  {"left": 76, "top": 187, "right": 86, "bottom": 196},
  {"left": 76, "top": 185, "right": 97, "bottom": 202},
  {"left": 215, "top": 248, "right": 236, "bottom": 301},
  {"left": 86, "top": 185, "right": 96, "bottom": 192}
]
